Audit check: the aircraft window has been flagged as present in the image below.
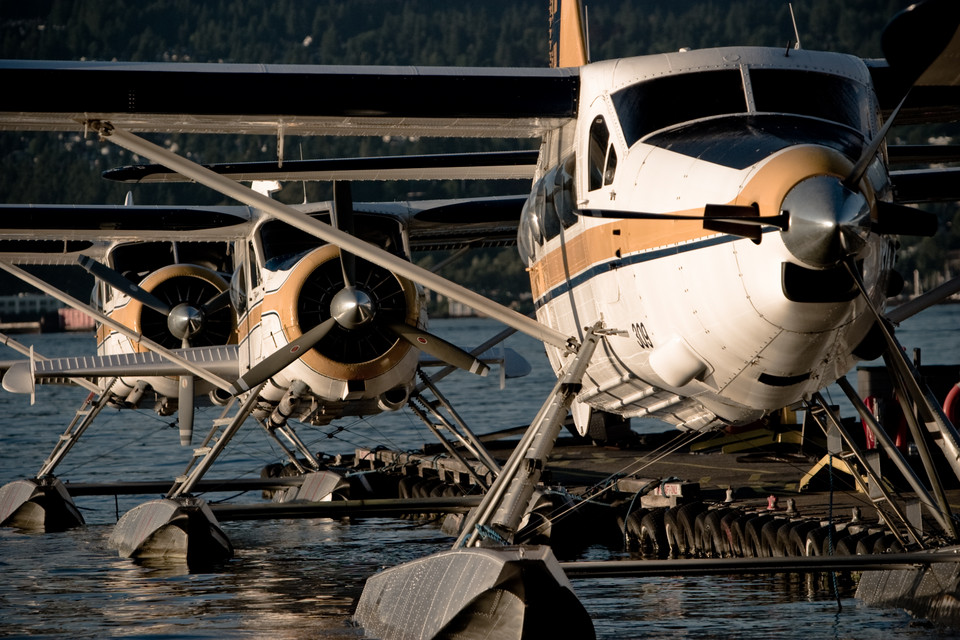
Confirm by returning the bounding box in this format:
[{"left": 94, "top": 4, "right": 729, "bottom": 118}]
[
  {"left": 109, "top": 241, "right": 232, "bottom": 279},
  {"left": 260, "top": 220, "right": 325, "bottom": 270},
  {"left": 588, "top": 116, "right": 610, "bottom": 191},
  {"left": 750, "top": 69, "right": 868, "bottom": 131},
  {"left": 172, "top": 242, "right": 231, "bottom": 273},
  {"left": 604, "top": 146, "right": 618, "bottom": 186},
  {"left": 259, "top": 214, "right": 404, "bottom": 272},
  {"left": 539, "top": 177, "right": 562, "bottom": 241},
  {"left": 230, "top": 261, "right": 247, "bottom": 315},
  {"left": 245, "top": 241, "right": 260, "bottom": 290},
  {"left": 555, "top": 155, "right": 577, "bottom": 228},
  {"left": 518, "top": 190, "right": 543, "bottom": 264},
  {"left": 110, "top": 242, "right": 174, "bottom": 280},
  {"left": 519, "top": 155, "right": 578, "bottom": 262},
  {"left": 612, "top": 70, "right": 747, "bottom": 146}
]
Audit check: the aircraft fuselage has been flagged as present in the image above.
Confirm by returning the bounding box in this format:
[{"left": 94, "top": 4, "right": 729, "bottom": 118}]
[{"left": 521, "top": 47, "right": 896, "bottom": 431}]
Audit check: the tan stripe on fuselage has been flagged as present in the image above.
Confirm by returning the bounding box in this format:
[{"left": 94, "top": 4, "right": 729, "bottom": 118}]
[{"left": 529, "top": 145, "right": 861, "bottom": 300}]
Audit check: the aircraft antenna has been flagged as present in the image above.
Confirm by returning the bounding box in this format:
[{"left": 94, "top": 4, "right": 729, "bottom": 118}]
[
  {"left": 299, "top": 142, "right": 308, "bottom": 204},
  {"left": 789, "top": 3, "right": 802, "bottom": 50},
  {"left": 583, "top": 3, "right": 591, "bottom": 63}
]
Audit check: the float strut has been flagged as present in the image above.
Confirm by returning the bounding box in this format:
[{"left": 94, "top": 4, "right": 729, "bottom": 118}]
[
  {"left": 167, "top": 382, "right": 265, "bottom": 499},
  {"left": 36, "top": 377, "right": 118, "bottom": 479},
  {"left": 837, "top": 376, "right": 954, "bottom": 537},
  {"left": 456, "top": 322, "right": 605, "bottom": 548}
]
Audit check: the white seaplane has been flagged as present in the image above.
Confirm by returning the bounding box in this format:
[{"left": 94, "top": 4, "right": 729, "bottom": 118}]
[
  {"left": 0, "top": 188, "right": 528, "bottom": 532},
  {"left": 1, "top": 0, "right": 959, "bottom": 637}
]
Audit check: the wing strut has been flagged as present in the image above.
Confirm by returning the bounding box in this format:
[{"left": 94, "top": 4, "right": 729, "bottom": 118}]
[
  {"left": 90, "top": 122, "right": 576, "bottom": 353},
  {"left": 0, "top": 261, "right": 234, "bottom": 395}
]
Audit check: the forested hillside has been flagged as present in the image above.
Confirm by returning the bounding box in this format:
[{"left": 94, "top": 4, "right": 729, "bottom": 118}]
[{"left": 0, "top": 0, "right": 956, "bottom": 307}]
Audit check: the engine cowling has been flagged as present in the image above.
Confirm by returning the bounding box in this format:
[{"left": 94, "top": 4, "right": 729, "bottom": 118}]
[
  {"left": 110, "top": 264, "right": 237, "bottom": 351},
  {"left": 264, "top": 244, "right": 421, "bottom": 385}
]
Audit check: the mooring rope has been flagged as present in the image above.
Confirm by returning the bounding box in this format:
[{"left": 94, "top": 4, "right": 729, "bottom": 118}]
[{"left": 523, "top": 428, "right": 708, "bottom": 538}]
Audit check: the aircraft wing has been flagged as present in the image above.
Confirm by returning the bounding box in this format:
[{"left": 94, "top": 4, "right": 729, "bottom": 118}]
[
  {"left": 419, "top": 346, "right": 531, "bottom": 379},
  {"left": 356, "top": 196, "right": 526, "bottom": 251},
  {"left": 0, "top": 61, "right": 579, "bottom": 139},
  {"left": 890, "top": 167, "right": 960, "bottom": 204},
  {"left": 102, "top": 151, "right": 540, "bottom": 184},
  {"left": 1, "top": 345, "right": 239, "bottom": 394},
  {"left": 0, "top": 204, "right": 254, "bottom": 263},
  {"left": 0, "top": 194, "right": 522, "bottom": 263}
]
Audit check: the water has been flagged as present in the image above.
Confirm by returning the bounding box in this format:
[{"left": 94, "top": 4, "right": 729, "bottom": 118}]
[{"left": 1, "top": 310, "right": 959, "bottom": 639}]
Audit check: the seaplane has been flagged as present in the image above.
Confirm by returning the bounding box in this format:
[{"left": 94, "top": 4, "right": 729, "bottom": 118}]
[
  {"left": 1, "top": 0, "right": 959, "bottom": 637},
  {"left": 0, "top": 186, "right": 533, "bottom": 531}
]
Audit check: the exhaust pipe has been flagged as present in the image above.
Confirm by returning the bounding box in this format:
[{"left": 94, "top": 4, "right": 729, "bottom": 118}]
[
  {"left": 378, "top": 386, "right": 410, "bottom": 412},
  {"left": 268, "top": 380, "right": 308, "bottom": 430}
]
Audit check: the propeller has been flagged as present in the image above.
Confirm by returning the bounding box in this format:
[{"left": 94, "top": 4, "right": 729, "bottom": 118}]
[
  {"left": 230, "top": 181, "right": 489, "bottom": 396},
  {"left": 386, "top": 322, "right": 491, "bottom": 376},
  {"left": 78, "top": 255, "right": 235, "bottom": 445}
]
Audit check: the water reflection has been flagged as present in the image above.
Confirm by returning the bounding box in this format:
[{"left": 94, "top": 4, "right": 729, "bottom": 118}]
[{"left": 2, "top": 315, "right": 958, "bottom": 638}]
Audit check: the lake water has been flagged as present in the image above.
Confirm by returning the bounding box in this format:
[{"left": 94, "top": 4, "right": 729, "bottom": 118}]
[{"left": 1, "top": 308, "right": 959, "bottom": 639}]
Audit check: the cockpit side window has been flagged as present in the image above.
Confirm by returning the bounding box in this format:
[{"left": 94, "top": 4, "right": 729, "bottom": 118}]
[
  {"left": 603, "top": 145, "right": 618, "bottom": 187},
  {"left": 612, "top": 69, "right": 747, "bottom": 146},
  {"left": 588, "top": 116, "right": 617, "bottom": 191}
]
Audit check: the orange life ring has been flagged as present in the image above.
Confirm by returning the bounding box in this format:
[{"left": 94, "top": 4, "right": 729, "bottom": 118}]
[
  {"left": 945, "top": 383, "right": 960, "bottom": 428},
  {"left": 863, "top": 394, "right": 908, "bottom": 451}
]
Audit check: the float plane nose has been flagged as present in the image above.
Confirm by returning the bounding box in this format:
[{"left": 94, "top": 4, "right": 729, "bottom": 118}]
[{"left": 779, "top": 175, "right": 872, "bottom": 269}]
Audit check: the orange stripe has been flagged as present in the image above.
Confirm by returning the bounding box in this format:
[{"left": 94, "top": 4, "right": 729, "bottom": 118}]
[
  {"left": 238, "top": 300, "right": 262, "bottom": 342},
  {"left": 529, "top": 145, "right": 860, "bottom": 300},
  {"left": 529, "top": 216, "right": 707, "bottom": 299}
]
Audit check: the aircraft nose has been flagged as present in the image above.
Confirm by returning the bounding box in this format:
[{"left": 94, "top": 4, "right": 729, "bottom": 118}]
[{"left": 779, "top": 175, "right": 871, "bottom": 269}]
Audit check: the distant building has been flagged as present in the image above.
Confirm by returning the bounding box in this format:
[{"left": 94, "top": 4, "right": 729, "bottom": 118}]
[
  {"left": 0, "top": 293, "right": 63, "bottom": 317},
  {"left": 0, "top": 294, "right": 94, "bottom": 332}
]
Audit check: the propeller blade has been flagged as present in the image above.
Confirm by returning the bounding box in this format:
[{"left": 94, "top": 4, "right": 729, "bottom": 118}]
[
  {"left": 201, "top": 288, "right": 232, "bottom": 315},
  {"left": 703, "top": 203, "right": 789, "bottom": 243},
  {"left": 581, "top": 205, "right": 789, "bottom": 241},
  {"left": 846, "top": 1, "right": 960, "bottom": 190},
  {"left": 873, "top": 201, "right": 939, "bottom": 237},
  {"left": 231, "top": 317, "right": 337, "bottom": 394},
  {"left": 332, "top": 181, "right": 356, "bottom": 288},
  {"left": 77, "top": 255, "right": 173, "bottom": 316},
  {"left": 178, "top": 375, "right": 194, "bottom": 446},
  {"left": 843, "top": 92, "right": 908, "bottom": 190},
  {"left": 386, "top": 322, "right": 490, "bottom": 376}
]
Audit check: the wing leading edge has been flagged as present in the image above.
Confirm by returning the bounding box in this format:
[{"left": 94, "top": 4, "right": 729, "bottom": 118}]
[{"left": 0, "top": 61, "right": 579, "bottom": 138}]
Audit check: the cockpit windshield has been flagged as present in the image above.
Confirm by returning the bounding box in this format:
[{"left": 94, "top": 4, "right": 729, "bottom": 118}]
[
  {"left": 258, "top": 211, "right": 405, "bottom": 271},
  {"left": 612, "top": 69, "right": 747, "bottom": 146},
  {"left": 750, "top": 68, "right": 869, "bottom": 132},
  {"left": 611, "top": 66, "right": 870, "bottom": 148}
]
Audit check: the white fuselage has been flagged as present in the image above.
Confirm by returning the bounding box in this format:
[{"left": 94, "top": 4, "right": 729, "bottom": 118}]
[{"left": 521, "top": 47, "right": 896, "bottom": 431}]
